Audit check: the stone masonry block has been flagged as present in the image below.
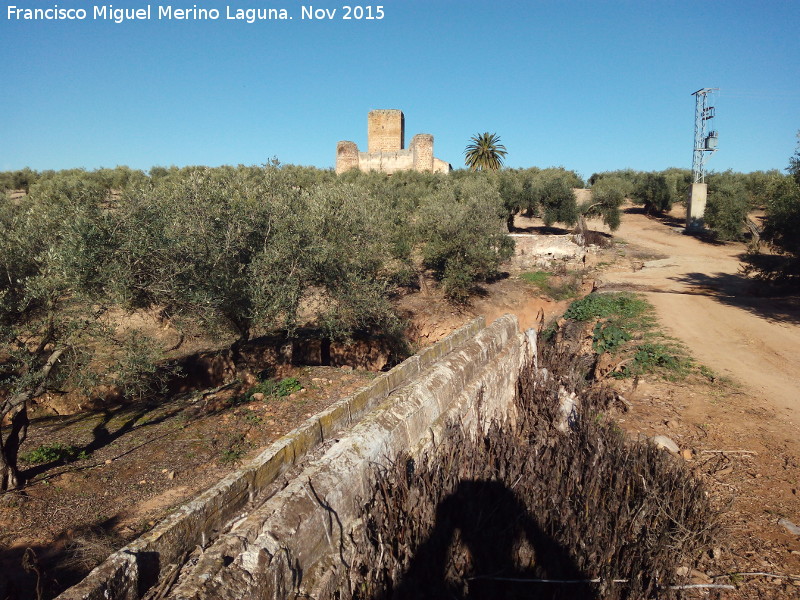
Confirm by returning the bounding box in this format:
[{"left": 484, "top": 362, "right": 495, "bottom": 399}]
[
  {"left": 251, "top": 442, "right": 289, "bottom": 489},
  {"left": 316, "top": 401, "right": 351, "bottom": 439},
  {"left": 286, "top": 423, "right": 323, "bottom": 464},
  {"left": 368, "top": 109, "right": 404, "bottom": 152}
]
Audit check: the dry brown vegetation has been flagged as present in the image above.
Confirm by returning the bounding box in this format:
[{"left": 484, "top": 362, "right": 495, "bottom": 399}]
[{"left": 348, "top": 339, "right": 716, "bottom": 599}]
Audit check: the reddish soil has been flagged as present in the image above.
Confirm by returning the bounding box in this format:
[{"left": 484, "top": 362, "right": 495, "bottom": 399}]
[{"left": 0, "top": 366, "right": 378, "bottom": 598}]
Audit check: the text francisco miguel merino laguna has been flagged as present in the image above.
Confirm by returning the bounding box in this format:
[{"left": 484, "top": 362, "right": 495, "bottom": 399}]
[{"left": 7, "top": 4, "right": 386, "bottom": 22}]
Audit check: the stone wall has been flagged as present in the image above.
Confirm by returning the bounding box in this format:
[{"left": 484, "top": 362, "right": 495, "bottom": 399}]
[
  {"left": 357, "top": 149, "right": 415, "bottom": 175},
  {"left": 509, "top": 233, "right": 587, "bottom": 269},
  {"left": 433, "top": 157, "right": 451, "bottom": 173},
  {"left": 335, "top": 141, "right": 359, "bottom": 173},
  {"left": 169, "top": 315, "right": 534, "bottom": 599},
  {"left": 56, "top": 318, "right": 492, "bottom": 600},
  {"left": 367, "top": 109, "right": 404, "bottom": 153}
]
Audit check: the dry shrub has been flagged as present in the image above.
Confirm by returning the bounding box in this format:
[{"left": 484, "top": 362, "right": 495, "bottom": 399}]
[
  {"left": 583, "top": 229, "right": 613, "bottom": 248},
  {"left": 345, "top": 341, "right": 716, "bottom": 599},
  {"left": 62, "top": 526, "right": 125, "bottom": 572}
]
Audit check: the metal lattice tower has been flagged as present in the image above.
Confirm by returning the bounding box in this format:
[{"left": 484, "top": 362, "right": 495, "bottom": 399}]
[{"left": 691, "top": 88, "right": 719, "bottom": 183}]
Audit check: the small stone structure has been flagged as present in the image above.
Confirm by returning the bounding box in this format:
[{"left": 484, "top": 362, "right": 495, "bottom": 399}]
[
  {"left": 336, "top": 109, "right": 451, "bottom": 175},
  {"left": 509, "top": 233, "right": 587, "bottom": 270}
]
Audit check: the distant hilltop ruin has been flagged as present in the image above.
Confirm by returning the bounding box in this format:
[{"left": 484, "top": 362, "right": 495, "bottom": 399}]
[{"left": 336, "top": 110, "right": 451, "bottom": 175}]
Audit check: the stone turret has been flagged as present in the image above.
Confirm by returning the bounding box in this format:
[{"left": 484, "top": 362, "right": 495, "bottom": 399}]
[
  {"left": 335, "top": 141, "right": 359, "bottom": 174},
  {"left": 411, "top": 134, "right": 434, "bottom": 172}
]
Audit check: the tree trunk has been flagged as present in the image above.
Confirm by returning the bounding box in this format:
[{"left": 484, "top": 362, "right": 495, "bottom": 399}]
[
  {"left": 229, "top": 327, "right": 251, "bottom": 369},
  {"left": 506, "top": 212, "right": 516, "bottom": 233},
  {"left": 746, "top": 217, "right": 762, "bottom": 251},
  {"left": 574, "top": 214, "right": 588, "bottom": 246},
  {"left": 0, "top": 404, "right": 28, "bottom": 491},
  {"left": 0, "top": 453, "right": 20, "bottom": 491},
  {"left": 0, "top": 347, "right": 64, "bottom": 491}
]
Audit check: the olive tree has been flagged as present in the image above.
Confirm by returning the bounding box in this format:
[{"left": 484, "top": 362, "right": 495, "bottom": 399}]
[
  {"left": 113, "top": 167, "right": 407, "bottom": 345},
  {"left": 741, "top": 134, "right": 800, "bottom": 285},
  {"left": 535, "top": 170, "right": 579, "bottom": 227},
  {"left": 580, "top": 175, "right": 629, "bottom": 232},
  {"left": 419, "top": 178, "right": 514, "bottom": 302},
  {"left": 491, "top": 168, "right": 539, "bottom": 231},
  {"left": 761, "top": 176, "right": 800, "bottom": 260},
  {"left": 704, "top": 174, "right": 750, "bottom": 241},
  {"left": 632, "top": 173, "right": 673, "bottom": 214},
  {"left": 789, "top": 131, "right": 800, "bottom": 186},
  {"left": 0, "top": 174, "right": 159, "bottom": 490},
  {"left": 109, "top": 167, "right": 285, "bottom": 343}
]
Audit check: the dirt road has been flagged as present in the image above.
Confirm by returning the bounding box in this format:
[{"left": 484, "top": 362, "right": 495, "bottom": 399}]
[{"left": 597, "top": 207, "right": 800, "bottom": 427}]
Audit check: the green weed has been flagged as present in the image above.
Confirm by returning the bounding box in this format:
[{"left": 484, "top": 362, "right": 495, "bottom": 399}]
[
  {"left": 592, "top": 321, "right": 631, "bottom": 354},
  {"left": 235, "top": 376, "right": 304, "bottom": 405},
  {"left": 563, "top": 292, "right": 692, "bottom": 379},
  {"left": 244, "top": 412, "right": 262, "bottom": 425},
  {"left": 247, "top": 376, "right": 302, "bottom": 401},
  {"left": 520, "top": 271, "right": 550, "bottom": 286},
  {"left": 219, "top": 448, "right": 245, "bottom": 465},
  {"left": 698, "top": 364, "right": 716, "bottom": 381},
  {"left": 20, "top": 443, "right": 90, "bottom": 465},
  {"left": 219, "top": 433, "right": 247, "bottom": 464},
  {"left": 563, "top": 292, "right": 648, "bottom": 322},
  {"left": 520, "top": 270, "right": 580, "bottom": 301},
  {"left": 623, "top": 343, "right": 691, "bottom": 378}
]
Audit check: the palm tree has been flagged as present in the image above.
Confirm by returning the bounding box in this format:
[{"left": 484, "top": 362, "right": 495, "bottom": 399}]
[{"left": 464, "top": 132, "right": 508, "bottom": 171}]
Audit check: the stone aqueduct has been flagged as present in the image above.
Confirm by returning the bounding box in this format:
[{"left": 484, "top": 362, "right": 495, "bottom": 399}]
[{"left": 58, "top": 315, "right": 536, "bottom": 600}]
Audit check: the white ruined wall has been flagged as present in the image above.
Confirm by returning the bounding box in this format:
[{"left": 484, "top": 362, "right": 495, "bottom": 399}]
[
  {"left": 509, "top": 233, "right": 587, "bottom": 269},
  {"left": 433, "top": 157, "right": 452, "bottom": 173},
  {"left": 356, "top": 149, "right": 416, "bottom": 174}
]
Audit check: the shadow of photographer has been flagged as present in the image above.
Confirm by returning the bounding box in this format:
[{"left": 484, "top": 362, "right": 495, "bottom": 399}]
[{"left": 389, "top": 479, "right": 598, "bottom": 600}]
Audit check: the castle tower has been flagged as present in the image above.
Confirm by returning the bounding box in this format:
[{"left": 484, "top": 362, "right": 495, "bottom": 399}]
[
  {"left": 411, "top": 134, "right": 434, "bottom": 172},
  {"left": 335, "top": 141, "right": 359, "bottom": 174},
  {"left": 368, "top": 109, "right": 404, "bottom": 153}
]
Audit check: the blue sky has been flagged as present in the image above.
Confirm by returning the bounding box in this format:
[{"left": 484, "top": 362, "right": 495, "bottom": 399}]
[{"left": 1, "top": 0, "right": 798, "bottom": 180}]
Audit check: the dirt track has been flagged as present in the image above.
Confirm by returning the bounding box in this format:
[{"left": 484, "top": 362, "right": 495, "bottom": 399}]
[{"left": 597, "top": 208, "right": 800, "bottom": 427}]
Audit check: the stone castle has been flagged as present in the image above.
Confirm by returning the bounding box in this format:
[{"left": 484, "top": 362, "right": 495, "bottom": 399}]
[{"left": 336, "top": 109, "right": 451, "bottom": 175}]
